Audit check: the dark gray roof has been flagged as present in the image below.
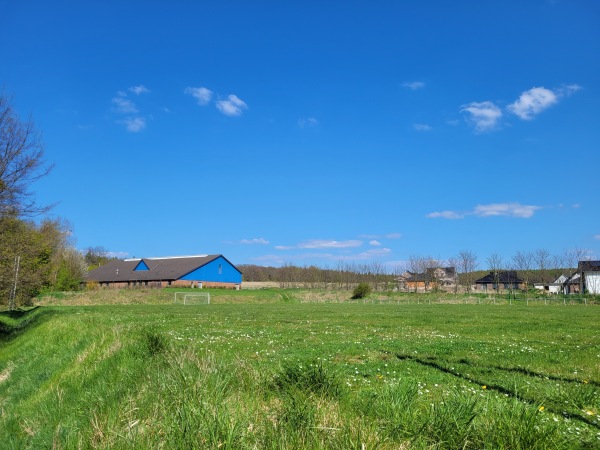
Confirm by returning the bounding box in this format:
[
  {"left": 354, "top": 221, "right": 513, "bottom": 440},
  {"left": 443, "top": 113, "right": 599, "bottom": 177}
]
[
  {"left": 475, "top": 271, "right": 523, "bottom": 284},
  {"left": 86, "top": 254, "right": 230, "bottom": 283},
  {"left": 578, "top": 260, "right": 600, "bottom": 272}
]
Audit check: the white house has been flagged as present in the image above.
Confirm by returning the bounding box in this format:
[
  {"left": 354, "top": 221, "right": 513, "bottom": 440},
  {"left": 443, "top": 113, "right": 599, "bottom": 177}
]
[{"left": 580, "top": 261, "right": 600, "bottom": 294}]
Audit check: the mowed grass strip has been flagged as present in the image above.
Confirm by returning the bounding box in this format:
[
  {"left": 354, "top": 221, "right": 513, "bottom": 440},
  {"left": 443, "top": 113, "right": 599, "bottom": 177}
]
[{"left": 1, "top": 297, "right": 599, "bottom": 449}]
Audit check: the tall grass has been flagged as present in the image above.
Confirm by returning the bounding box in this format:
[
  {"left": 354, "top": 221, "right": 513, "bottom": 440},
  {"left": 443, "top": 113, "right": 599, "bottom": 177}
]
[{"left": 1, "top": 300, "right": 598, "bottom": 448}]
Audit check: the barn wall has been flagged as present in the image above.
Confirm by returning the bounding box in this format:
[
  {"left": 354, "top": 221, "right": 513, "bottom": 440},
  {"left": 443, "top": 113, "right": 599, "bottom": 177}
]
[
  {"left": 179, "top": 256, "right": 242, "bottom": 284},
  {"left": 585, "top": 272, "right": 600, "bottom": 294}
]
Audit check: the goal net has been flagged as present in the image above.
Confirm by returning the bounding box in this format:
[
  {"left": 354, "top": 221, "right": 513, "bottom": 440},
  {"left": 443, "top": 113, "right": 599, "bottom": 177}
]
[{"left": 174, "top": 292, "right": 210, "bottom": 305}]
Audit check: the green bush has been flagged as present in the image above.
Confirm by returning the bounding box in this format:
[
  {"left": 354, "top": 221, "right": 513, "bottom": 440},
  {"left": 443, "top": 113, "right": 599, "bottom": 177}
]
[{"left": 352, "top": 283, "right": 372, "bottom": 299}]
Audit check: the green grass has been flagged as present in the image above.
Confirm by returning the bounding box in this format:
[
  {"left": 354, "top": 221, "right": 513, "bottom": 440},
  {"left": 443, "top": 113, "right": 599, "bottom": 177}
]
[{"left": 1, "top": 290, "right": 599, "bottom": 448}]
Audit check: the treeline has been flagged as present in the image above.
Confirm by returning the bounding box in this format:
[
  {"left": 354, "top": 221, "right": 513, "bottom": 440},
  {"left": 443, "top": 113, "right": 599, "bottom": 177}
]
[
  {"left": 239, "top": 262, "right": 577, "bottom": 292},
  {"left": 239, "top": 262, "right": 397, "bottom": 290},
  {"left": 0, "top": 217, "right": 117, "bottom": 307},
  {"left": 0, "top": 216, "right": 86, "bottom": 306}
]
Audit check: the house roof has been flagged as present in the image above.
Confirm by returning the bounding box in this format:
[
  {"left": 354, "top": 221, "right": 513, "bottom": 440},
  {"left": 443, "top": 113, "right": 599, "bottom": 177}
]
[
  {"left": 578, "top": 260, "right": 600, "bottom": 272},
  {"left": 474, "top": 271, "right": 523, "bottom": 284},
  {"left": 87, "top": 254, "right": 239, "bottom": 283}
]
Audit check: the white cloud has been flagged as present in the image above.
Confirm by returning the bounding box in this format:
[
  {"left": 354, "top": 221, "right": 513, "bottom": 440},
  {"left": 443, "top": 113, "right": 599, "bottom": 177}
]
[
  {"left": 507, "top": 87, "right": 557, "bottom": 120},
  {"left": 460, "top": 101, "right": 502, "bottom": 132},
  {"left": 120, "top": 117, "right": 146, "bottom": 132},
  {"left": 216, "top": 94, "right": 248, "bottom": 116},
  {"left": 403, "top": 81, "right": 425, "bottom": 90},
  {"left": 240, "top": 238, "right": 269, "bottom": 245},
  {"left": 593, "top": 234, "right": 600, "bottom": 240},
  {"left": 359, "top": 233, "right": 402, "bottom": 239},
  {"left": 413, "top": 123, "right": 432, "bottom": 131},
  {"left": 185, "top": 86, "right": 213, "bottom": 105},
  {"left": 473, "top": 202, "right": 540, "bottom": 218},
  {"left": 426, "top": 210, "right": 465, "bottom": 219},
  {"left": 112, "top": 96, "right": 138, "bottom": 114},
  {"left": 369, "top": 240, "right": 381, "bottom": 246},
  {"left": 385, "top": 233, "right": 402, "bottom": 239},
  {"left": 298, "top": 239, "right": 362, "bottom": 249},
  {"left": 129, "top": 85, "right": 150, "bottom": 95},
  {"left": 106, "top": 251, "right": 129, "bottom": 259},
  {"left": 427, "top": 202, "right": 541, "bottom": 219},
  {"left": 298, "top": 117, "right": 319, "bottom": 128}
]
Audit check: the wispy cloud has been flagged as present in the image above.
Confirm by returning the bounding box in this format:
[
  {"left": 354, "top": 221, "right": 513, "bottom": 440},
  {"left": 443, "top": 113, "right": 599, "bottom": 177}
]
[
  {"left": 426, "top": 210, "right": 465, "bottom": 219},
  {"left": 106, "top": 251, "right": 129, "bottom": 259},
  {"left": 594, "top": 234, "right": 600, "bottom": 240},
  {"left": 508, "top": 85, "right": 581, "bottom": 120},
  {"left": 473, "top": 203, "right": 541, "bottom": 218},
  {"left": 298, "top": 117, "right": 319, "bottom": 128},
  {"left": 240, "top": 238, "right": 270, "bottom": 245},
  {"left": 120, "top": 117, "right": 146, "bottom": 132},
  {"left": 254, "top": 247, "right": 393, "bottom": 265},
  {"left": 460, "top": 101, "right": 502, "bottom": 132},
  {"left": 413, "top": 123, "right": 432, "bottom": 131},
  {"left": 185, "top": 86, "right": 213, "bottom": 105},
  {"left": 507, "top": 87, "right": 557, "bottom": 120},
  {"left": 427, "top": 202, "right": 542, "bottom": 219},
  {"left": 359, "top": 233, "right": 402, "bottom": 239},
  {"left": 112, "top": 96, "right": 138, "bottom": 114},
  {"left": 275, "top": 239, "right": 364, "bottom": 250},
  {"left": 298, "top": 239, "right": 362, "bottom": 249},
  {"left": 403, "top": 81, "right": 425, "bottom": 90},
  {"left": 216, "top": 94, "right": 248, "bottom": 116},
  {"left": 557, "top": 83, "right": 582, "bottom": 96},
  {"left": 129, "top": 85, "right": 150, "bottom": 95},
  {"left": 369, "top": 240, "right": 381, "bottom": 246}
]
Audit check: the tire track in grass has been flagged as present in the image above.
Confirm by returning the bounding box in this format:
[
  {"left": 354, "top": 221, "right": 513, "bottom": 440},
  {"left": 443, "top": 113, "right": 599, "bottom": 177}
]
[{"left": 392, "top": 352, "right": 600, "bottom": 430}]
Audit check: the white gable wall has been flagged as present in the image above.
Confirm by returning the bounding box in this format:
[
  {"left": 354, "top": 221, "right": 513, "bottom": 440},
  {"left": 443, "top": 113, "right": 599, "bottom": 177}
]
[{"left": 585, "top": 272, "right": 600, "bottom": 294}]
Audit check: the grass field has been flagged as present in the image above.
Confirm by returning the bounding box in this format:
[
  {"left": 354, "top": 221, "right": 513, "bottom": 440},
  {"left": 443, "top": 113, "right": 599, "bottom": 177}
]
[{"left": 1, "top": 288, "right": 599, "bottom": 448}]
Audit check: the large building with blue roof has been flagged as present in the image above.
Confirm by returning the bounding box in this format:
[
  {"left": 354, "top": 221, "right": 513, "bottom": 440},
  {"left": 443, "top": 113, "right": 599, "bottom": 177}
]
[{"left": 86, "top": 254, "right": 242, "bottom": 289}]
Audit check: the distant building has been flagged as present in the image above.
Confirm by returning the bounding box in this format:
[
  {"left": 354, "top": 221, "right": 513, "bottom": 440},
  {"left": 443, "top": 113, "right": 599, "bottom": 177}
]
[
  {"left": 578, "top": 260, "right": 600, "bottom": 294},
  {"left": 401, "top": 267, "right": 457, "bottom": 292},
  {"left": 86, "top": 254, "right": 242, "bottom": 289},
  {"left": 474, "top": 271, "right": 524, "bottom": 292}
]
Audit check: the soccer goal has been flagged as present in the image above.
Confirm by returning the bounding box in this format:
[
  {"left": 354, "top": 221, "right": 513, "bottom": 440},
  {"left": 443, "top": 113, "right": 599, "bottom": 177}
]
[{"left": 174, "top": 292, "right": 210, "bottom": 305}]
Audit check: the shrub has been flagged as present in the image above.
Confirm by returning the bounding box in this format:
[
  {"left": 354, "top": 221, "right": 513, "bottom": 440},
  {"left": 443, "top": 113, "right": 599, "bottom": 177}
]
[{"left": 352, "top": 283, "right": 372, "bottom": 299}]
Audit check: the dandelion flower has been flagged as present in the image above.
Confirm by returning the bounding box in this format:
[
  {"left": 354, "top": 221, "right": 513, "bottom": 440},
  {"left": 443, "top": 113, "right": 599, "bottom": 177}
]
[
  {"left": 482, "top": 385, "right": 487, "bottom": 390},
  {"left": 539, "top": 406, "right": 545, "bottom": 412}
]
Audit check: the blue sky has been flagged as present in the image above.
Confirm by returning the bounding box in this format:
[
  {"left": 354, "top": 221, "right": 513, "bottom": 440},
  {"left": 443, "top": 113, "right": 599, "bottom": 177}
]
[{"left": 2, "top": 0, "right": 599, "bottom": 270}]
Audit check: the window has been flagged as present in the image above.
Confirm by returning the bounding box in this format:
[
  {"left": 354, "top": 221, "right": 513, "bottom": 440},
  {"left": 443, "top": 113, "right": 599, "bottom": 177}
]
[{"left": 218, "top": 264, "right": 223, "bottom": 275}]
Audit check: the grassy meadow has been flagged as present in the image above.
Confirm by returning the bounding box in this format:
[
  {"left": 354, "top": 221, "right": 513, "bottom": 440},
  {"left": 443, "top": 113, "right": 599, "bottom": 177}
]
[{"left": 1, "top": 288, "right": 599, "bottom": 449}]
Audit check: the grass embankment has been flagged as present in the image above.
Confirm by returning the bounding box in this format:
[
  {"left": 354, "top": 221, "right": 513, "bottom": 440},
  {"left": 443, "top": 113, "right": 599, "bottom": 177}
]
[{"left": 1, "top": 290, "right": 599, "bottom": 448}]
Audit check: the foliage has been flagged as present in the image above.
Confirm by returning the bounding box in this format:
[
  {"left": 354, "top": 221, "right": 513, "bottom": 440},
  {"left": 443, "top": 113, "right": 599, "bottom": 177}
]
[
  {"left": 352, "top": 282, "right": 372, "bottom": 299},
  {"left": 0, "top": 216, "right": 85, "bottom": 308}
]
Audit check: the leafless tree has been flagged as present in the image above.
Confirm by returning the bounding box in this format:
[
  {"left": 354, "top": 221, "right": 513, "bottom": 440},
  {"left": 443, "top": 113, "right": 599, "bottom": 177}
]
[
  {"left": 486, "top": 252, "right": 503, "bottom": 293},
  {"left": 512, "top": 251, "right": 533, "bottom": 290},
  {"left": 0, "top": 93, "right": 53, "bottom": 217},
  {"left": 455, "top": 250, "right": 478, "bottom": 293},
  {"left": 533, "top": 248, "right": 552, "bottom": 285}
]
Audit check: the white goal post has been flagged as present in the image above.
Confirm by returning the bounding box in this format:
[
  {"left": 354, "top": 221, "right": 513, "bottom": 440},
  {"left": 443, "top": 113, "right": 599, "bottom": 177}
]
[{"left": 174, "top": 292, "right": 210, "bottom": 305}]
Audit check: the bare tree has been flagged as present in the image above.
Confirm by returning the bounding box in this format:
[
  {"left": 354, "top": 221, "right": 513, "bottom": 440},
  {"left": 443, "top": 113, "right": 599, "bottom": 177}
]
[
  {"left": 455, "top": 250, "right": 478, "bottom": 293},
  {"left": 512, "top": 251, "right": 533, "bottom": 290},
  {"left": 486, "top": 252, "right": 503, "bottom": 293},
  {"left": 533, "top": 248, "right": 551, "bottom": 285},
  {"left": 0, "top": 93, "right": 53, "bottom": 217}
]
